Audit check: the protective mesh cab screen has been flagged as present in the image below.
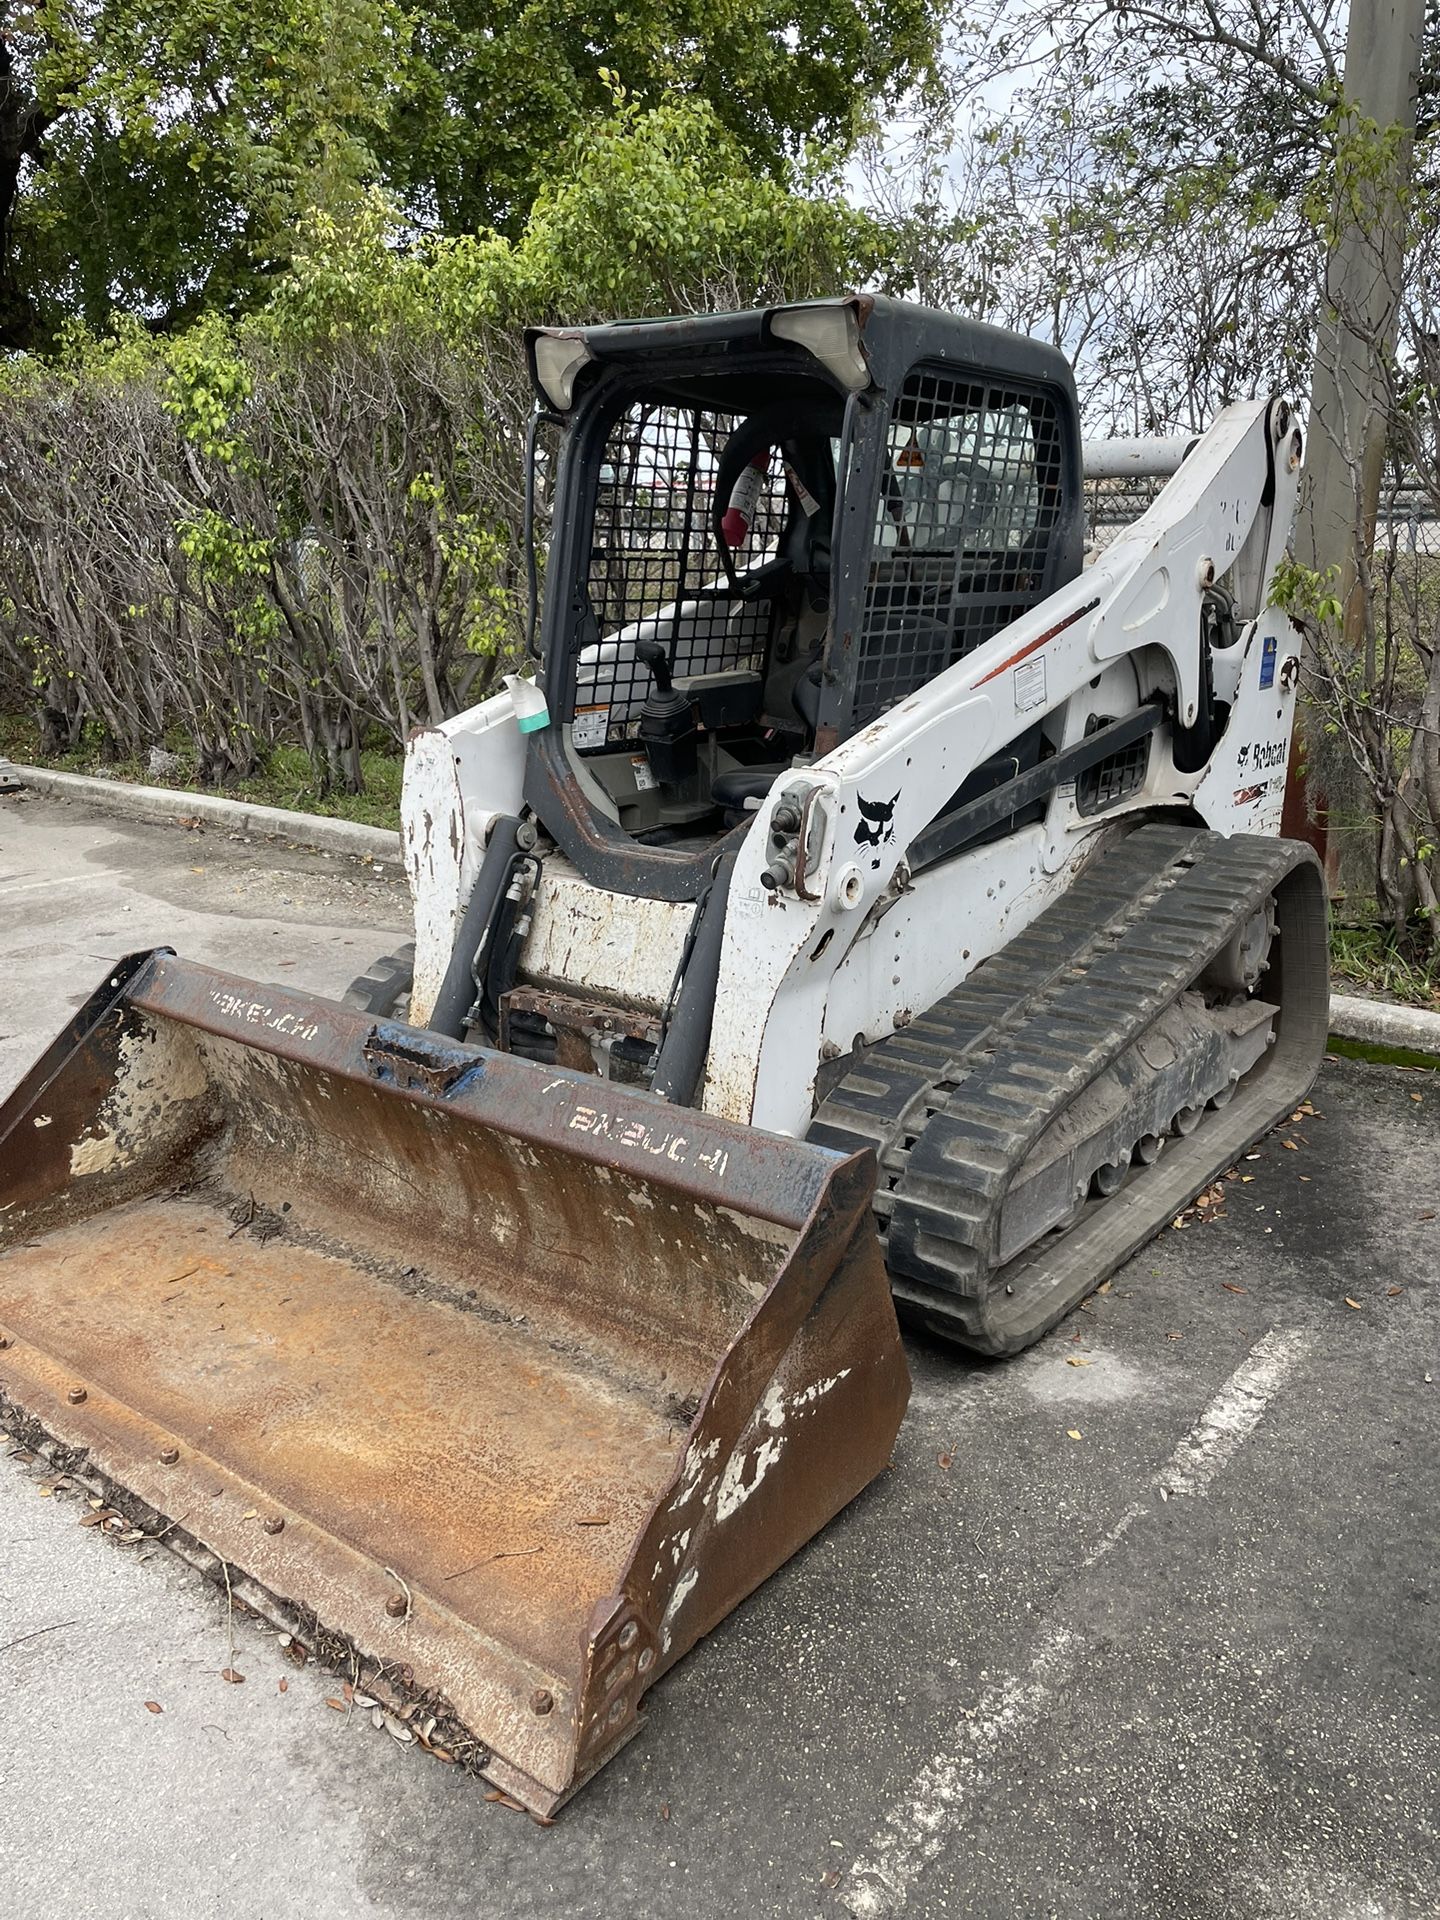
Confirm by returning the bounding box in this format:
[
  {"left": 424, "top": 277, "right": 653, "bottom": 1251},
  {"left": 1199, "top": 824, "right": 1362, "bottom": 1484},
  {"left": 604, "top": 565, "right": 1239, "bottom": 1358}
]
[
  {"left": 854, "top": 368, "right": 1062, "bottom": 726},
  {"left": 577, "top": 402, "right": 788, "bottom": 750}
]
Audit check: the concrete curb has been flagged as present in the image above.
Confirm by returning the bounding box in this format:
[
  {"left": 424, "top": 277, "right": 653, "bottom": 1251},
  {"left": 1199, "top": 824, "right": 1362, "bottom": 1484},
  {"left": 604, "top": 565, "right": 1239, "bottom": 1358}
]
[
  {"left": 1329, "top": 991, "right": 1440, "bottom": 1061},
  {"left": 2, "top": 760, "right": 402, "bottom": 862}
]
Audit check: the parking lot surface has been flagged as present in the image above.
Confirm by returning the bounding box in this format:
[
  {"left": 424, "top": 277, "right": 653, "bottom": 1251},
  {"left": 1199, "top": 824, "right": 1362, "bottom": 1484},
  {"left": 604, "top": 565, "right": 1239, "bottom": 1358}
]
[{"left": 1, "top": 791, "right": 1437, "bottom": 1919}]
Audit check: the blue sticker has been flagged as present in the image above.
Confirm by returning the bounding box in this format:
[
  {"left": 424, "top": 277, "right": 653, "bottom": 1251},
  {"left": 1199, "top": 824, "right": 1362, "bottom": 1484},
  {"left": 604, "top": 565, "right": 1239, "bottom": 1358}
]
[{"left": 1259, "top": 633, "right": 1277, "bottom": 690}]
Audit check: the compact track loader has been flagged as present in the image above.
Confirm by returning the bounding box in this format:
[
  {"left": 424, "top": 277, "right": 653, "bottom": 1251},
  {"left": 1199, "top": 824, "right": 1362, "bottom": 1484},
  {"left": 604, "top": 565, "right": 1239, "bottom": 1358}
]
[{"left": 0, "top": 295, "right": 1328, "bottom": 1815}]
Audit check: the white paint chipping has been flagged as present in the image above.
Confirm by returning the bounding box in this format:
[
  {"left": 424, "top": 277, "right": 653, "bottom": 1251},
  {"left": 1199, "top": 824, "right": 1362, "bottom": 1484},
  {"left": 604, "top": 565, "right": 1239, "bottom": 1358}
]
[
  {"left": 68, "top": 1023, "right": 211, "bottom": 1176},
  {"left": 789, "top": 1367, "right": 852, "bottom": 1410},
  {"left": 671, "top": 1436, "right": 721, "bottom": 1511},
  {"left": 660, "top": 1566, "right": 700, "bottom": 1653},
  {"left": 841, "top": 1326, "right": 1310, "bottom": 1917},
  {"left": 715, "top": 1433, "right": 785, "bottom": 1522},
  {"left": 760, "top": 1381, "right": 787, "bottom": 1431},
  {"left": 662, "top": 1566, "right": 698, "bottom": 1628}
]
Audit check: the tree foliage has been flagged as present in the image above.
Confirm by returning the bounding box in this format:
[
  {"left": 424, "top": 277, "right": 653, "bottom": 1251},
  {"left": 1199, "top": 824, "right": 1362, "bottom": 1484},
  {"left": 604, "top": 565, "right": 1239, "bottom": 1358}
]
[
  {"left": 861, "top": 0, "right": 1440, "bottom": 962},
  {"left": 0, "top": 0, "right": 932, "bottom": 347},
  {"left": 386, "top": 0, "right": 936, "bottom": 240},
  {"left": 0, "top": 97, "right": 898, "bottom": 790}
]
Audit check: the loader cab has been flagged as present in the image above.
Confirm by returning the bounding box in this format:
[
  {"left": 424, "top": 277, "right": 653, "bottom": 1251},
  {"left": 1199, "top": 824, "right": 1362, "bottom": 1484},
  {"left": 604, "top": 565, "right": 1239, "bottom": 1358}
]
[{"left": 522, "top": 296, "right": 1084, "bottom": 902}]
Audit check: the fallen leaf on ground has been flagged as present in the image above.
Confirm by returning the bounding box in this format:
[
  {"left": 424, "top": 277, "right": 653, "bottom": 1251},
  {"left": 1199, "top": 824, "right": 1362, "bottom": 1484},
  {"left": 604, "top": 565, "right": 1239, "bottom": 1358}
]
[
  {"left": 325, "top": 1697, "right": 346, "bottom": 1711},
  {"left": 278, "top": 1679, "right": 289, "bottom": 1694},
  {"left": 660, "top": 1803, "right": 671, "bottom": 1822},
  {"left": 1066, "top": 1356, "right": 1093, "bottom": 1368},
  {"left": 483, "top": 1790, "right": 527, "bottom": 1812},
  {"left": 220, "top": 1668, "right": 245, "bottom": 1684},
  {"left": 1344, "top": 1297, "right": 1362, "bottom": 1310},
  {"left": 1388, "top": 1287, "right": 1403, "bottom": 1297},
  {"left": 937, "top": 1451, "right": 953, "bottom": 1470},
  {"left": 1067, "top": 1429, "right": 1083, "bottom": 1441},
  {"left": 1222, "top": 1283, "right": 1246, "bottom": 1294},
  {"left": 143, "top": 1701, "right": 163, "bottom": 1714},
  {"left": 1282, "top": 1140, "right": 1299, "bottom": 1151}
]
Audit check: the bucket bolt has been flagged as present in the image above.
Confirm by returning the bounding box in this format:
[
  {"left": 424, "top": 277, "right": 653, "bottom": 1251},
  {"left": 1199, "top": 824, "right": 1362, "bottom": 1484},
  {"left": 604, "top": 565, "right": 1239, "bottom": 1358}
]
[
  {"left": 530, "top": 1688, "right": 555, "bottom": 1716},
  {"left": 159, "top": 1447, "right": 180, "bottom": 1465},
  {"left": 262, "top": 1517, "right": 285, "bottom": 1535},
  {"left": 0, "top": 1333, "right": 11, "bottom": 1351},
  {"left": 67, "top": 1385, "right": 87, "bottom": 1405},
  {"left": 385, "top": 1592, "right": 409, "bottom": 1619}
]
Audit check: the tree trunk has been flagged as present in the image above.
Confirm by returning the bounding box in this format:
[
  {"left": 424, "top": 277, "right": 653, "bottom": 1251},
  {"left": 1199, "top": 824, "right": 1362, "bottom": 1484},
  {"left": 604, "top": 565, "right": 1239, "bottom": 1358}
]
[{"left": 0, "top": 44, "right": 48, "bottom": 350}]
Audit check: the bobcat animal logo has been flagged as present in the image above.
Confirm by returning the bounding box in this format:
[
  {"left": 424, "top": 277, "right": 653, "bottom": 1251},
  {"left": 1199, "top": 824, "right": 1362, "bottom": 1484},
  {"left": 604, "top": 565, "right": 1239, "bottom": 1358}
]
[{"left": 854, "top": 791, "right": 900, "bottom": 849}]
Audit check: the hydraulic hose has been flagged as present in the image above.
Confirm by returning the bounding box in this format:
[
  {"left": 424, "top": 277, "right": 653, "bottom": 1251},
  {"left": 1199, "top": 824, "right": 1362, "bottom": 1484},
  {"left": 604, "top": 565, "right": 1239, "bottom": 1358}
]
[{"left": 427, "top": 814, "right": 525, "bottom": 1040}]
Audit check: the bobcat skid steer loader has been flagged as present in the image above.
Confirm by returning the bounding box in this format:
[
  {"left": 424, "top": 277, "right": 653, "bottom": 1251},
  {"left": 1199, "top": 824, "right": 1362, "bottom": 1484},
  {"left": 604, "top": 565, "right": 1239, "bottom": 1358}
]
[{"left": 0, "top": 295, "right": 1328, "bottom": 1817}]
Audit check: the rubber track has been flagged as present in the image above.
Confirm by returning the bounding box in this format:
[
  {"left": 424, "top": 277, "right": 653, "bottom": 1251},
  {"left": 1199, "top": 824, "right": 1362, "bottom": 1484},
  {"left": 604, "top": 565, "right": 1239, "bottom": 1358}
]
[{"left": 808, "top": 825, "right": 1329, "bottom": 1354}]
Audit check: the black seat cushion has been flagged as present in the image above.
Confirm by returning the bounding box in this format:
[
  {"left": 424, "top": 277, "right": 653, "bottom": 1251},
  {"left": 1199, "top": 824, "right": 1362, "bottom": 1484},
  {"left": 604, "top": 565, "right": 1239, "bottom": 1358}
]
[{"left": 712, "top": 763, "right": 787, "bottom": 811}]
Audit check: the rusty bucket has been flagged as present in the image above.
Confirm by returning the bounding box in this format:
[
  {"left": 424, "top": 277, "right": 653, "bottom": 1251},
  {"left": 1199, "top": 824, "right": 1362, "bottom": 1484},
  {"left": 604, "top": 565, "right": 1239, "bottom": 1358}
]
[{"left": 0, "top": 951, "right": 907, "bottom": 1816}]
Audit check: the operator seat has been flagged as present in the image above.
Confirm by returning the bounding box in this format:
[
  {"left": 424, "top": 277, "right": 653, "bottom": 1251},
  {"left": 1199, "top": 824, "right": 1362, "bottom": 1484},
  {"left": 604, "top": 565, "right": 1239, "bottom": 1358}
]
[{"left": 707, "top": 403, "right": 837, "bottom": 816}]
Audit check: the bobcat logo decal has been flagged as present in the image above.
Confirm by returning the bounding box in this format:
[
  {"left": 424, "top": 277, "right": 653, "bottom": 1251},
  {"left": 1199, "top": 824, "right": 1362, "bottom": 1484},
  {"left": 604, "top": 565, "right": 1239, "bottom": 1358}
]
[{"left": 854, "top": 791, "right": 900, "bottom": 850}]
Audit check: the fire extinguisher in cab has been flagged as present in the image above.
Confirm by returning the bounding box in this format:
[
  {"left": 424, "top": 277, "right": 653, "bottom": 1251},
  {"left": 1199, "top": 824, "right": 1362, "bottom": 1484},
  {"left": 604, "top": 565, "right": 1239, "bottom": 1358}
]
[{"left": 721, "top": 449, "right": 770, "bottom": 549}]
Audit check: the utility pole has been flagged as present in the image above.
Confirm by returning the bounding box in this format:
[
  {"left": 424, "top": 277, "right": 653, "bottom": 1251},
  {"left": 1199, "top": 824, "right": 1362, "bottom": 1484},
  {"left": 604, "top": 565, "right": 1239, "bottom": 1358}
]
[{"left": 1285, "top": 0, "right": 1427, "bottom": 850}]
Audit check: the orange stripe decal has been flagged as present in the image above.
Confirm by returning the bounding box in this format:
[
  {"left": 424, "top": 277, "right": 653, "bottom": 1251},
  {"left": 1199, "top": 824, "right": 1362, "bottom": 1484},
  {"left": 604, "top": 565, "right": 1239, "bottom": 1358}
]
[{"left": 974, "top": 597, "right": 1101, "bottom": 687}]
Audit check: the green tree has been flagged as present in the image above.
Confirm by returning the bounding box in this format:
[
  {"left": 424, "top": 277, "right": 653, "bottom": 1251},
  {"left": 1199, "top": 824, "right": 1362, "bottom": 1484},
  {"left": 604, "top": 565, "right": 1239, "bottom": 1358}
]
[
  {"left": 870, "top": 0, "right": 1439, "bottom": 956},
  {"left": 384, "top": 0, "right": 936, "bottom": 240},
  {"left": 0, "top": 94, "right": 899, "bottom": 791},
  {"left": 5, "top": 0, "right": 402, "bottom": 345},
  {"left": 0, "top": 0, "right": 934, "bottom": 348}
]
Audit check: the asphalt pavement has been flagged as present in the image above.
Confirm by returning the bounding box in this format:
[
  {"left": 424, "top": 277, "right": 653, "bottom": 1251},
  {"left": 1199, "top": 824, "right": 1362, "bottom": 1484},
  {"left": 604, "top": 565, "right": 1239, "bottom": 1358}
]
[{"left": 1, "top": 790, "right": 1437, "bottom": 1920}]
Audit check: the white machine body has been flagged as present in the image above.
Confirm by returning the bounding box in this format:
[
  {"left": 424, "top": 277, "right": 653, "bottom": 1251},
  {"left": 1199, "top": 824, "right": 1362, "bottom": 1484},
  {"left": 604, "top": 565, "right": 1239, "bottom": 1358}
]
[{"left": 403, "top": 399, "right": 1303, "bottom": 1137}]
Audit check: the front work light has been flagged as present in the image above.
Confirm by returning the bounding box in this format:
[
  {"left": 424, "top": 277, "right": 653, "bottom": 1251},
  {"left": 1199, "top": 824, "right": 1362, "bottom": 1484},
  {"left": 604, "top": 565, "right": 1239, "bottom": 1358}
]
[
  {"left": 532, "top": 334, "right": 595, "bottom": 411},
  {"left": 769, "top": 304, "right": 872, "bottom": 392}
]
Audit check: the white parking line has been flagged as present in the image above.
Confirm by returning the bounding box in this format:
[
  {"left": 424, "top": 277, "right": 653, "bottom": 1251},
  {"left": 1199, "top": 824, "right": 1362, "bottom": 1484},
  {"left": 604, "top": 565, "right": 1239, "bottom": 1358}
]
[
  {"left": 0, "top": 871, "right": 113, "bottom": 898},
  {"left": 1157, "top": 1327, "right": 1309, "bottom": 1499},
  {"left": 841, "top": 1327, "right": 1310, "bottom": 1917},
  {"left": 844, "top": 1625, "right": 1077, "bottom": 1920}
]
